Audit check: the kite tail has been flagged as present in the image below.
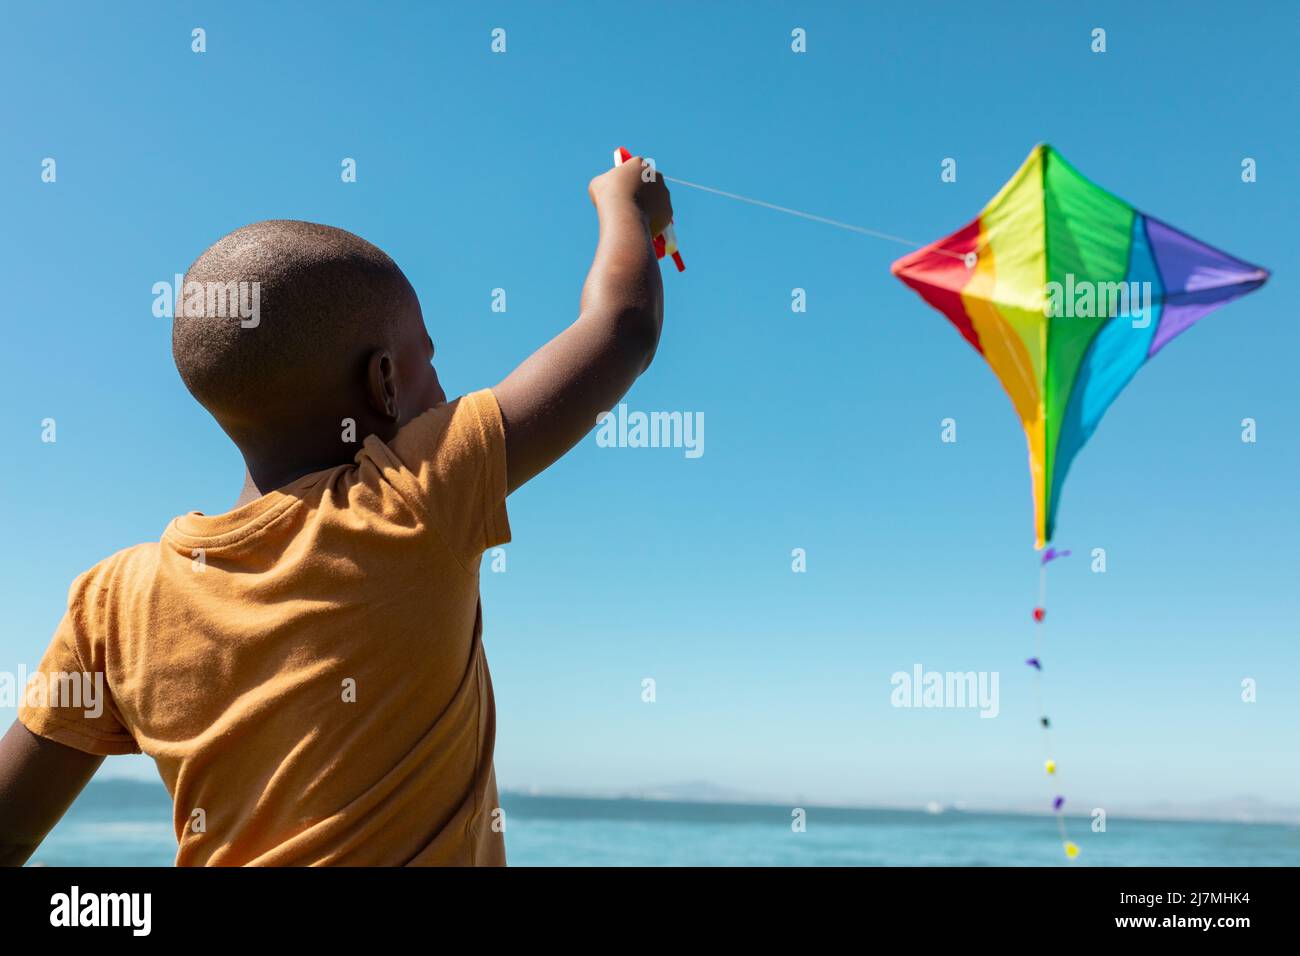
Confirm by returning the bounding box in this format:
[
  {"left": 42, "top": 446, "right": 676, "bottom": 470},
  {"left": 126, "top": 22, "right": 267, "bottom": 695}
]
[{"left": 1031, "top": 549, "right": 1080, "bottom": 862}]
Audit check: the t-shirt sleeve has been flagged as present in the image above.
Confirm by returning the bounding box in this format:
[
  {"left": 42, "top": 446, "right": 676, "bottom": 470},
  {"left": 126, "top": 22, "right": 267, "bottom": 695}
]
[
  {"left": 387, "top": 388, "right": 511, "bottom": 568},
  {"left": 17, "top": 574, "right": 141, "bottom": 756}
]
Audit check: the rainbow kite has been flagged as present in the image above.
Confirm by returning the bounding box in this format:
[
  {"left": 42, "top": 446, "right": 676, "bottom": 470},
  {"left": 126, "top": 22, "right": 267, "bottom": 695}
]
[{"left": 892, "top": 144, "right": 1269, "bottom": 547}]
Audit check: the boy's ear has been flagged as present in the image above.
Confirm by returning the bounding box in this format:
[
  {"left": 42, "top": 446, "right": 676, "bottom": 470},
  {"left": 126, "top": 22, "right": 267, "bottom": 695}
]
[{"left": 365, "top": 349, "right": 401, "bottom": 422}]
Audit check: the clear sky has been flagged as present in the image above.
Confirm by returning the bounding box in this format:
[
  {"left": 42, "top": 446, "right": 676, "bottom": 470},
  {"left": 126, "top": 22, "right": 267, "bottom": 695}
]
[{"left": 2, "top": 2, "right": 1296, "bottom": 816}]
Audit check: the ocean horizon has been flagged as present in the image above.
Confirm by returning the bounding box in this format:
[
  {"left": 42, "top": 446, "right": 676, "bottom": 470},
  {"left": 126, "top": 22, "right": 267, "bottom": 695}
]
[{"left": 26, "top": 779, "right": 1300, "bottom": 867}]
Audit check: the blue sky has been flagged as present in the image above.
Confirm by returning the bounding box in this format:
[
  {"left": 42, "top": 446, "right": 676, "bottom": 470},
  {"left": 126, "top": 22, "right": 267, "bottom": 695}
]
[{"left": 2, "top": 2, "right": 1297, "bottom": 816}]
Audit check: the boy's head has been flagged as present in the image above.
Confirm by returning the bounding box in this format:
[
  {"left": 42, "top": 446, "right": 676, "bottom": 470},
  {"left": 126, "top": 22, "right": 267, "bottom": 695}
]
[{"left": 173, "top": 220, "right": 444, "bottom": 471}]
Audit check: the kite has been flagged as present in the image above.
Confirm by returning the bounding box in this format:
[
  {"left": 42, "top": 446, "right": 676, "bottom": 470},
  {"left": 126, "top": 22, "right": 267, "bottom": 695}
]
[
  {"left": 891, "top": 144, "right": 1269, "bottom": 548},
  {"left": 646, "top": 147, "right": 1270, "bottom": 861},
  {"left": 888, "top": 144, "right": 1268, "bottom": 862}
]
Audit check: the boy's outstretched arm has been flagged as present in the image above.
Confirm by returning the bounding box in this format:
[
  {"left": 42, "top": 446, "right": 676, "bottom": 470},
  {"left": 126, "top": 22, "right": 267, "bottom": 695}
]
[
  {"left": 0, "top": 720, "right": 103, "bottom": 866},
  {"left": 494, "top": 157, "right": 672, "bottom": 494}
]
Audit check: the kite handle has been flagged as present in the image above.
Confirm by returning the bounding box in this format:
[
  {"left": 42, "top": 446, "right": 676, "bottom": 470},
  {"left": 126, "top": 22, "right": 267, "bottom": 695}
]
[{"left": 613, "top": 146, "right": 684, "bottom": 272}]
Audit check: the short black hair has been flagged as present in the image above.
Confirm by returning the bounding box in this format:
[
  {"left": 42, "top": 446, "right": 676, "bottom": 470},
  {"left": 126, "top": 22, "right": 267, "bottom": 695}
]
[{"left": 172, "top": 220, "right": 415, "bottom": 423}]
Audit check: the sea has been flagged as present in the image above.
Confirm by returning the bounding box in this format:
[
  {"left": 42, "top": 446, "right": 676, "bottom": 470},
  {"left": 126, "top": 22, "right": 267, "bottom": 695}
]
[{"left": 26, "top": 779, "right": 1300, "bottom": 867}]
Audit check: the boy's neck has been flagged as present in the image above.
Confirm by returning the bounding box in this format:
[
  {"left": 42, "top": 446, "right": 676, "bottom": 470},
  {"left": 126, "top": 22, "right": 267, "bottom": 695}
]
[
  {"left": 232, "top": 470, "right": 264, "bottom": 509},
  {"left": 232, "top": 456, "right": 347, "bottom": 509}
]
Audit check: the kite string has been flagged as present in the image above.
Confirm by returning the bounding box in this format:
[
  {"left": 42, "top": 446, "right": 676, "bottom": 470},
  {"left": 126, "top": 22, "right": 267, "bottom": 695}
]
[{"left": 661, "top": 174, "right": 974, "bottom": 262}]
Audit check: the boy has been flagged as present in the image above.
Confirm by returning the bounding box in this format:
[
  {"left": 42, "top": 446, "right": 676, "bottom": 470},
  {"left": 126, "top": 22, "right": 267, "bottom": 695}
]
[{"left": 0, "top": 158, "right": 672, "bottom": 865}]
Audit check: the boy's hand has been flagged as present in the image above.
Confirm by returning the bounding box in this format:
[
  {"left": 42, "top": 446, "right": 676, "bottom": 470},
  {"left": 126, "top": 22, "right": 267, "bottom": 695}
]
[
  {"left": 493, "top": 158, "right": 669, "bottom": 494},
  {"left": 588, "top": 157, "right": 674, "bottom": 238}
]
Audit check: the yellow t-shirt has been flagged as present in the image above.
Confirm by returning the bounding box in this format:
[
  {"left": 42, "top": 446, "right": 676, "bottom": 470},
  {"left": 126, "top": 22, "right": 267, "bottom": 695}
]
[{"left": 19, "top": 389, "right": 511, "bottom": 866}]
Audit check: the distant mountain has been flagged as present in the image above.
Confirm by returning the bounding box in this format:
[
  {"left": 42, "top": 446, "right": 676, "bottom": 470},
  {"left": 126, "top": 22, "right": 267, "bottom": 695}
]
[
  {"left": 613, "top": 781, "right": 766, "bottom": 803},
  {"left": 1112, "top": 795, "right": 1300, "bottom": 826},
  {"left": 501, "top": 781, "right": 1300, "bottom": 825},
  {"left": 505, "top": 780, "right": 771, "bottom": 804}
]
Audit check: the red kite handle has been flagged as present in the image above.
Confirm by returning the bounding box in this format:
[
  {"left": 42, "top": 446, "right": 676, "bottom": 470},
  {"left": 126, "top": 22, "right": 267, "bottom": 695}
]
[{"left": 613, "top": 146, "right": 684, "bottom": 272}]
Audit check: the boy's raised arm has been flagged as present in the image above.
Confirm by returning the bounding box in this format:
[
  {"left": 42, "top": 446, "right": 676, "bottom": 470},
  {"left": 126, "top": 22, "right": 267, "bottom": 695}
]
[{"left": 493, "top": 157, "right": 672, "bottom": 494}]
